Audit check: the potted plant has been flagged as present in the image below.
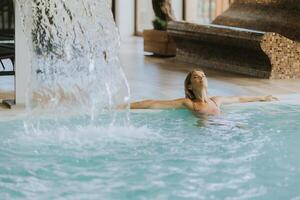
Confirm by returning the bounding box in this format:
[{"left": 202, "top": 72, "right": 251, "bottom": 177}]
[{"left": 143, "top": 0, "right": 176, "bottom": 56}]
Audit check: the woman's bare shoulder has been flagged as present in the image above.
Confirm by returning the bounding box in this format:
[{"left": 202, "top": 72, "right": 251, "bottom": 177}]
[{"left": 179, "top": 98, "right": 194, "bottom": 109}]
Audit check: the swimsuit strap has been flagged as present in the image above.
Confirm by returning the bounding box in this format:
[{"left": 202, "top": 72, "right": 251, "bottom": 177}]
[{"left": 210, "top": 98, "right": 219, "bottom": 108}]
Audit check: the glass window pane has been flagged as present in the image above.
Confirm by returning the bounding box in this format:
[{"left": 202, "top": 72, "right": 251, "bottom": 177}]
[
  {"left": 185, "top": 0, "right": 234, "bottom": 24},
  {"left": 136, "top": 0, "right": 155, "bottom": 35}
]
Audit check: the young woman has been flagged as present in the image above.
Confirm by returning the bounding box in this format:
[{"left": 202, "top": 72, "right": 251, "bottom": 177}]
[{"left": 130, "top": 69, "right": 278, "bottom": 115}]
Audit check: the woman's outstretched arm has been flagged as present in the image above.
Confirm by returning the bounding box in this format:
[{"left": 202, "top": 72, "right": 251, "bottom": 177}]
[
  {"left": 130, "top": 98, "right": 193, "bottom": 109},
  {"left": 211, "top": 95, "right": 278, "bottom": 106}
]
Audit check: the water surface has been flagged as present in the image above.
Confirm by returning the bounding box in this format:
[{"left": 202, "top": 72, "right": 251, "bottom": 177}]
[{"left": 0, "top": 103, "right": 300, "bottom": 200}]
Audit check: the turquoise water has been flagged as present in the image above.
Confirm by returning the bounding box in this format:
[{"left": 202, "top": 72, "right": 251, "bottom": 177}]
[{"left": 1, "top": 103, "right": 300, "bottom": 200}]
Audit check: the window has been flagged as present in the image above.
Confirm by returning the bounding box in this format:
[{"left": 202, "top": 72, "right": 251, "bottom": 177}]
[
  {"left": 135, "top": 0, "right": 155, "bottom": 36},
  {"left": 135, "top": 0, "right": 184, "bottom": 36},
  {"left": 134, "top": 0, "right": 234, "bottom": 36},
  {"left": 185, "top": 0, "right": 233, "bottom": 24},
  {"left": 0, "top": 0, "right": 14, "bottom": 35}
]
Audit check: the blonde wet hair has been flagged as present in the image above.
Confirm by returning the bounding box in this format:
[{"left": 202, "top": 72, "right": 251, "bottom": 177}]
[{"left": 184, "top": 69, "right": 207, "bottom": 100}]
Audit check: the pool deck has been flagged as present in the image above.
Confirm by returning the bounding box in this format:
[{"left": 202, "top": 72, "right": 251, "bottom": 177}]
[{"left": 1, "top": 36, "right": 300, "bottom": 114}]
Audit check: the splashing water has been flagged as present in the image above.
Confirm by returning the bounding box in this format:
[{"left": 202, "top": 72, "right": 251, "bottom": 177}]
[
  {"left": 16, "top": 0, "right": 130, "bottom": 120},
  {"left": 1, "top": 106, "right": 300, "bottom": 199}
]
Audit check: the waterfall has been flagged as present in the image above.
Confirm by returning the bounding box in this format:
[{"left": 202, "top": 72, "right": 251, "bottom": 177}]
[
  {"left": 14, "top": 0, "right": 129, "bottom": 130},
  {"left": 16, "top": 0, "right": 130, "bottom": 124},
  {"left": 15, "top": 0, "right": 131, "bottom": 132}
]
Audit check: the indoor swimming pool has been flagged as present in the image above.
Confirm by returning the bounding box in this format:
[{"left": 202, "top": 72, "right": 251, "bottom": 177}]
[
  {"left": 4, "top": 0, "right": 299, "bottom": 199},
  {"left": 1, "top": 103, "right": 300, "bottom": 199}
]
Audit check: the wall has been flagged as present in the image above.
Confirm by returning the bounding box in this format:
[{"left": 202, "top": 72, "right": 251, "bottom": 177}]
[
  {"left": 136, "top": 0, "right": 155, "bottom": 34},
  {"left": 14, "top": 0, "right": 30, "bottom": 106},
  {"left": 171, "top": 0, "right": 184, "bottom": 20},
  {"left": 114, "top": 0, "right": 135, "bottom": 39},
  {"left": 184, "top": 0, "right": 198, "bottom": 22}
]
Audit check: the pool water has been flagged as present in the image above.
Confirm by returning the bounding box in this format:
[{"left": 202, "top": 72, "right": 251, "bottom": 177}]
[{"left": 1, "top": 103, "right": 300, "bottom": 199}]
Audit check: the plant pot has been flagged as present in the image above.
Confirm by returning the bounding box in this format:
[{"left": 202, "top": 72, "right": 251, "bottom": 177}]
[{"left": 143, "top": 29, "right": 176, "bottom": 56}]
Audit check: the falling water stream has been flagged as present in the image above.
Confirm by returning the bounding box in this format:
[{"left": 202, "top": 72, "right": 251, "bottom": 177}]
[{"left": 16, "top": 0, "right": 130, "bottom": 129}]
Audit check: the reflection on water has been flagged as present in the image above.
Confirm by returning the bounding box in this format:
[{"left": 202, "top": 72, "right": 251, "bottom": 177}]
[{"left": 193, "top": 111, "right": 248, "bottom": 130}]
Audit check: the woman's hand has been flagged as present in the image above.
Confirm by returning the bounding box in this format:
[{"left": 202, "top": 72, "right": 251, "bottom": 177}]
[{"left": 263, "top": 95, "right": 279, "bottom": 101}]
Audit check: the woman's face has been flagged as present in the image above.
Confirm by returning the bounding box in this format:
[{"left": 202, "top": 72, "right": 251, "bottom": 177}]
[{"left": 190, "top": 71, "right": 208, "bottom": 90}]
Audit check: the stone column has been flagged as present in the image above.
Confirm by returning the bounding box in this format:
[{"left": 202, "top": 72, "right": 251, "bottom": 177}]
[
  {"left": 114, "top": 0, "right": 135, "bottom": 39},
  {"left": 215, "top": 0, "right": 230, "bottom": 18},
  {"left": 14, "top": 0, "right": 30, "bottom": 106},
  {"left": 184, "top": 0, "right": 198, "bottom": 22},
  {"left": 171, "top": 0, "right": 183, "bottom": 20}
]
